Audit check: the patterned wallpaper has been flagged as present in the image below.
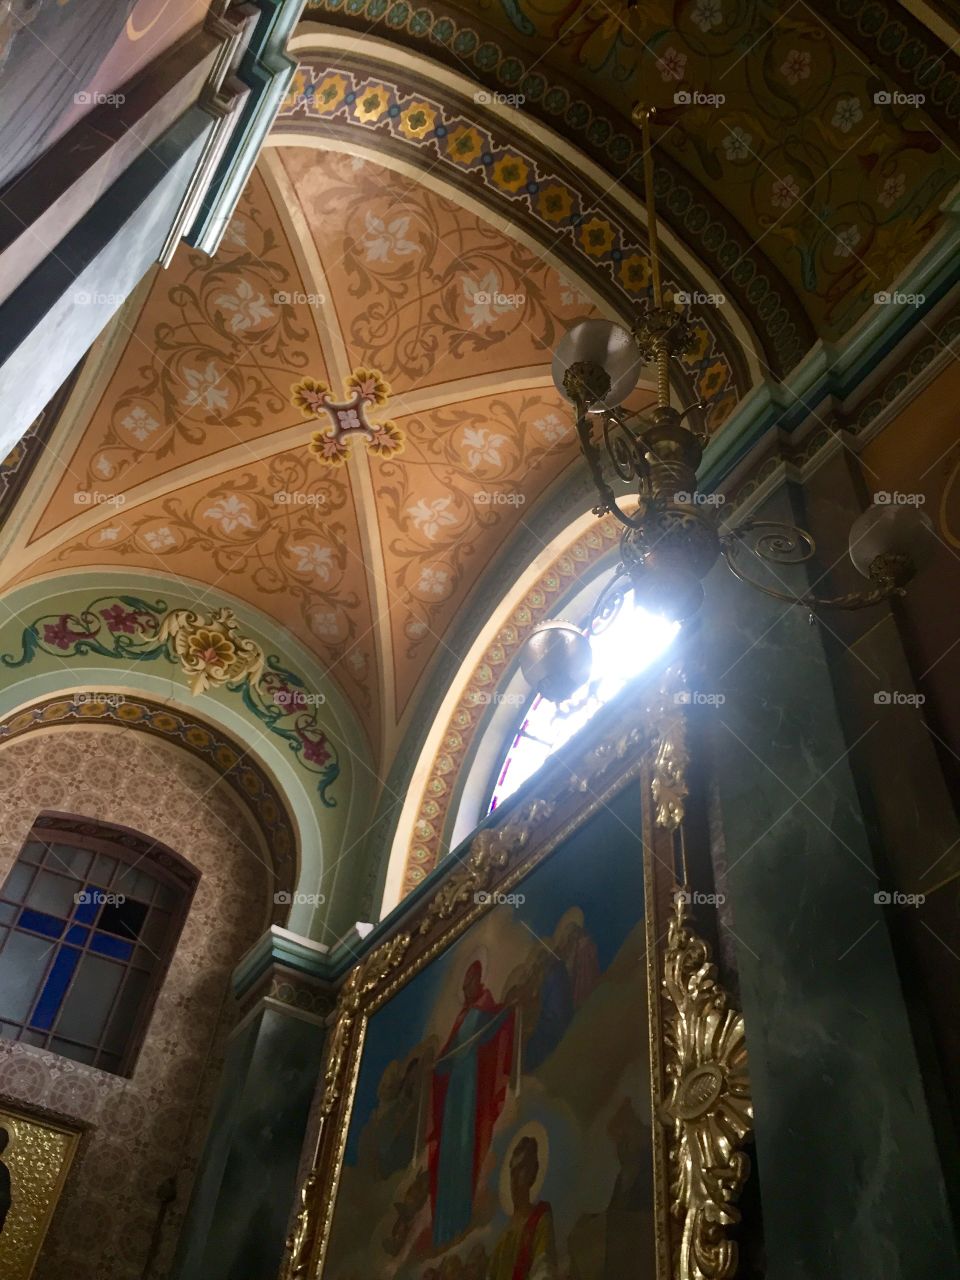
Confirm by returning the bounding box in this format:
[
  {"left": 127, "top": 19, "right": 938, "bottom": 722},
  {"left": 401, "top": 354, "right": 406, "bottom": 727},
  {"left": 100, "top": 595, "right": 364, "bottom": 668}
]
[{"left": 0, "top": 728, "right": 272, "bottom": 1280}]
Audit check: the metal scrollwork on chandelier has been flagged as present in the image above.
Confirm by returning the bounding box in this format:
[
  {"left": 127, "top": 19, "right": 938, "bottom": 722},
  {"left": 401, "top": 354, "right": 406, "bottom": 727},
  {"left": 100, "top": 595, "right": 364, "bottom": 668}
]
[{"left": 518, "top": 105, "right": 935, "bottom": 699}]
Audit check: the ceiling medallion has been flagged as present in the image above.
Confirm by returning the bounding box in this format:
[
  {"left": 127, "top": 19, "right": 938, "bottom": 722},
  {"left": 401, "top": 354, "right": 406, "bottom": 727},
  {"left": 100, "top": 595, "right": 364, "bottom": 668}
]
[{"left": 291, "top": 366, "right": 404, "bottom": 467}]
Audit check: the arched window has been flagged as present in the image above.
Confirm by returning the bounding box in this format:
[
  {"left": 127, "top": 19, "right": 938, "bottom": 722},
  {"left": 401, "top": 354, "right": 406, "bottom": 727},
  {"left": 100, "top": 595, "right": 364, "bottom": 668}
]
[
  {"left": 488, "top": 588, "right": 679, "bottom": 812},
  {"left": 0, "top": 815, "right": 196, "bottom": 1075}
]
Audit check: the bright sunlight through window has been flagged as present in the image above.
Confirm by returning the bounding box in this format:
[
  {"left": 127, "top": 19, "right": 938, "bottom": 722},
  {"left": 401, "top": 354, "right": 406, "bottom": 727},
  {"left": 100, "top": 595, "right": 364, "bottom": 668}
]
[{"left": 488, "top": 591, "right": 680, "bottom": 813}]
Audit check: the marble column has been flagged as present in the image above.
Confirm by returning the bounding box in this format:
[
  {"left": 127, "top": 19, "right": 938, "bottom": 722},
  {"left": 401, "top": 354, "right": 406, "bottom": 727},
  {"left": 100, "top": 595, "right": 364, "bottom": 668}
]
[{"left": 698, "top": 478, "right": 959, "bottom": 1278}]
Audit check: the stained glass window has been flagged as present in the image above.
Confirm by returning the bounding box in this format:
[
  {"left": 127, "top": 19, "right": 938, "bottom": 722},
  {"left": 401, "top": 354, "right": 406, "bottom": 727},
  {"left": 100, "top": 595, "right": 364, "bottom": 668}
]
[
  {"left": 0, "top": 822, "right": 193, "bottom": 1075},
  {"left": 488, "top": 590, "right": 679, "bottom": 812}
]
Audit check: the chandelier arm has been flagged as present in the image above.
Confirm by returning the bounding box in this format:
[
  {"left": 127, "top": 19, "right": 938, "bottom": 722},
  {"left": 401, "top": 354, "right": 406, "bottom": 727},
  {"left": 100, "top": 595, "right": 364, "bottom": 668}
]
[
  {"left": 718, "top": 542, "right": 905, "bottom": 611},
  {"left": 574, "top": 412, "right": 647, "bottom": 529}
]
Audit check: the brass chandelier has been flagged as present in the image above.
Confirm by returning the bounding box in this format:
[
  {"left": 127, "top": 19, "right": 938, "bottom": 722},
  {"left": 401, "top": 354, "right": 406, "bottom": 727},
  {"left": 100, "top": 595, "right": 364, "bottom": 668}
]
[{"left": 520, "top": 107, "right": 932, "bottom": 702}]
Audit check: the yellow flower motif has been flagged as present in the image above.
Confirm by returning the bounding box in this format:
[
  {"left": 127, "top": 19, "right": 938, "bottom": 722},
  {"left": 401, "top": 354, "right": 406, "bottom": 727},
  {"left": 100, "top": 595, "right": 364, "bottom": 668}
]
[
  {"left": 491, "top": 153, "right": 529, "bottom": 193},
  {"left": 346, "top": 366, "right": 390, "bottom": 405},
  {"left": 696, "top": 359, "right": 729, "bottom": 401},
  {"left": 684, "top": 319, "right": 711, "bottom": 362},
  {"left": 353, "top": 84, "right": 391, "bottom": 124},
  {"left": 283, "top": 69, "right": 307, "bottom": 112},
  {"left": 537, "top": 183, "right": 573, "bottom": 223},
  {"left": 186, "top": 629, "right": 237, "bottom": 672},
  {"left": 446, "top": 125, "right": 484, "bottom": 165},
  {"left": 291, "top": 377, "right": 330, "bottom": 417},
  {"left": 579, "top": 217, "right": 616, "bottom": 257},
  {"left": 367, "top": 420, "right": 405, "bottom": 457},
  {"left": 313, "top": 74, "right": 348, "bottom": 114},
  {"left": 399, "top": 101, "right": 437, "bottom": 140},
  {"left": 309, "top": 431, "right": 351, "bottom": 466},
  {"left": 619, "top": 252, "right": 652, "bottom": 294}
]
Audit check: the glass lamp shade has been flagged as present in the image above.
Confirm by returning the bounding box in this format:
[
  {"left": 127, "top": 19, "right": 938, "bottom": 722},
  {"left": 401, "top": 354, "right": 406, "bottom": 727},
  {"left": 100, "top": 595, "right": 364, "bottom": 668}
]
[
  {"left": 848, "top": 503, "right": 935, "bottom": 579},
  {"left": 552, "top": 319, "right": 643, "bottom": 412},
  {"left": 519, "top": 621, "right": 593, "bottom": 703}
]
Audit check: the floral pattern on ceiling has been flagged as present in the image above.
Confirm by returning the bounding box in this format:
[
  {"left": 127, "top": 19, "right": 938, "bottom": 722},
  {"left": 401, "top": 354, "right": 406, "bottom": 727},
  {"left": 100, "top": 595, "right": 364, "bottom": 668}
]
[
  {"left": 276, "top": 81, "right": 745, "bottom": 422},
  {"left": 31, "top": 166, "right": 330, "bottom": 544},
  {"left": 302, "top": 0, "right": 960, "bottom": 346}
]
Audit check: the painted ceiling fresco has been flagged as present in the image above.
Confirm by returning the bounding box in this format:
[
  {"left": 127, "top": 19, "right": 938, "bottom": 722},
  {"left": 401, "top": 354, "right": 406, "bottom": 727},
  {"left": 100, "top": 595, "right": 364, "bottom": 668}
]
[
  {"left": 304, "top": 0, "right": 960, "bottom": 349},
  {"left": 4, "top": 149, "right": 646, "bottom": 766}
]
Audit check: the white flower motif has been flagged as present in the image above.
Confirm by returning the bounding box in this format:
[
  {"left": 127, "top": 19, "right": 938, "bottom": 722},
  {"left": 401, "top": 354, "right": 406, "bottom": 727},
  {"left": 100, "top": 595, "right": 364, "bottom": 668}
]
[
  {"left": 558, "top": 278, "right": 591, "bottom": 307},
  {"left": 657, "top": 48, "right": 687, "bottom": 82},
  {"left": 833, "top": 225, "right": 861, "bottom": 258},
  {"left": 347, "top": 650, "right": 366, "bottom": 671},
  {"left": 722, "top": 127, "right": 752, "bottom": 162},
  {"left": 771, "top": 175, "right": 801, "bottom": 209},
  {"left": 780, "top": 50, "right": 812, "bottom": 85},
  {"left": 878, "top": 172, "right": 906, "bottom": 208},
  {"left": 203, "top": 494, "right": 255, "bottom": 534},
  {"left": 349, "top": 156, "right": 367, "bottom": 174},
  {"left": 362, "top": 211, "right": 419, "bottom": 263},
  {"left": 292, "top": 543, "right": 335, "bottom": 580},
  {"left": 407, "top": 496, "right": 458, "bottom": 541},
  {"left": 417, "top": 567, "right": 449, "bottom": 596},
  {"left": 181, "top": 362, "right": 229, "bottom": 413},
  {"left": 534, "top": 413, "right": 570, "bottom": 444},
  {"left": 406, "top": 618, "right": 428, "bottom": 639},
  {"left": 690, "top": 0, "right": 722, "bottom": 32},
  {"left": 831, "top": 97, "right": 863, "bottom": 133},
  {"left": 216, "top": 279, "right": 274, "bottom": 333},
  {"left": 93, "top": 455, "right": 114, "bottom": 478},
  {"left": 462, "top": 271, "right": 514, "bottom": 329},
  {"left": 311, "top": 610, "right": 340, "bottom": 640},
  {"left": 462, "top": 427, "right": 507, "bottom": 469},
  {"left": 99, "top": 527, "right": 120, "bottom": 542},
  {"left": 121, "top": 406, "right": 159, "bottom": 442},
  {"left": 143, "top": 527, "right": 176, "bottom": 551},
  {"left": 222, "top": 217, "right": 248, "bottom": 249}
]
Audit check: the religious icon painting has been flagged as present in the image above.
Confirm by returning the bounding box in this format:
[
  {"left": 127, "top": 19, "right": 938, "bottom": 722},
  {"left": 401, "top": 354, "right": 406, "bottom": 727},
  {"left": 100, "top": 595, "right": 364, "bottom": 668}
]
[
  {"left": 0, "top": 1104, "right": 81, "bottom": 1280},
  {"left": 289, "top": 685, "right": 684, "bottom": 1280}
]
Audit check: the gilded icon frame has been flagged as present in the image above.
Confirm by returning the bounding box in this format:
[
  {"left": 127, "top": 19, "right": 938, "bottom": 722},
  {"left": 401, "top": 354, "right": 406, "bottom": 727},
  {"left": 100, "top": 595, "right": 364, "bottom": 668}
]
[
  {"left": 0, "top": 1102, "right": 82, "bottom": 1280},
  {"left": 282, "top": 665, "right": 752, "bottom": 1280}
]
